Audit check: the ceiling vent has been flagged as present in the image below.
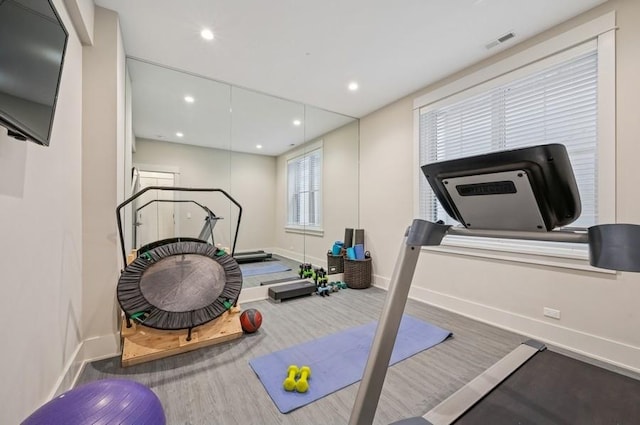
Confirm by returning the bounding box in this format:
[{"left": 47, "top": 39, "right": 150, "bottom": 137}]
[{"left": 485, "top": 31, "right": 515, "bottom": 50}]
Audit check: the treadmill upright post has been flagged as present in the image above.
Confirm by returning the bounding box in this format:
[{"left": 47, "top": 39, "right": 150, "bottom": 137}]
[{"left": 349, "top": 220, "right": 449, "bottom": 425}]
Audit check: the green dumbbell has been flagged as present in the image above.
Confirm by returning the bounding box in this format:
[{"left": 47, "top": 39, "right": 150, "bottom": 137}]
[
  {"left": 283, "top": 365, "right": 299, "bottom": 391},
  {"left": 296, "top": 366, "right": 312, "bottom": 393}
]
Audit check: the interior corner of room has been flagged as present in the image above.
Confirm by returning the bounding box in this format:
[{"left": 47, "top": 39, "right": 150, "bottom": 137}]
[{"left": 3, "top": 0, "right": 640, "bottom": 424}]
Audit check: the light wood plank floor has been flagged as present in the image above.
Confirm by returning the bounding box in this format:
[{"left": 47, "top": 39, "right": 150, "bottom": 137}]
[{"left": 77, "top": 287, "right": 524, "bottom": 424}]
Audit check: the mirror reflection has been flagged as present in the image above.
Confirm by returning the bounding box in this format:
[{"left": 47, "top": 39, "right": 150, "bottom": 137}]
[{"left": 127, "top": 58, "right": 359, "bottom": 288}]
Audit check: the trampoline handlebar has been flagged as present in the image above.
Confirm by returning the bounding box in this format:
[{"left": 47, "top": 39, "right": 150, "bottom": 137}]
[{"left": 115, "top": 186, "right": 243, "bottom": 266}]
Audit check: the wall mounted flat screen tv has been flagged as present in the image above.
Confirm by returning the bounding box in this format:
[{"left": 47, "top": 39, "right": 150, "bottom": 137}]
[{"left": 0, "top": 0, "right": 68, "bottom": 146}]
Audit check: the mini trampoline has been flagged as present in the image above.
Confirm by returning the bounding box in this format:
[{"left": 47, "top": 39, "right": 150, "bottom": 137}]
[{"left": 116, "top": 187, "right": 244, "bottom": 340}]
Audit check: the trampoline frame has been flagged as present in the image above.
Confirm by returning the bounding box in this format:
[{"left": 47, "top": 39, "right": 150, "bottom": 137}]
[
  {"left": 117, "top": 240, "right": 242, "bottom": 338},
  {"left": 134, "top": 199, "right": 221, "bottom": 250},
  {"left": 115, "top": 187, "right": 244, "bottom": 338},
  {"left": 116, "top": 186, "right": 243, "bottom": 265}
]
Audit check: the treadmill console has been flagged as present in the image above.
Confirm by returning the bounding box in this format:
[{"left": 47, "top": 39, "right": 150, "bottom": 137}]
[{"left": 421, "top": 144, "right": 581, "bottom": 232}]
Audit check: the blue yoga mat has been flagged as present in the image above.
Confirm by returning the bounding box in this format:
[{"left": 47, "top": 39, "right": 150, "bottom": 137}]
[
  {"left": 249, "top": 315, "right": 451, "bottom": 413},
  {"left": 240, "top": 263, "right": 291, "bottom": 277}
]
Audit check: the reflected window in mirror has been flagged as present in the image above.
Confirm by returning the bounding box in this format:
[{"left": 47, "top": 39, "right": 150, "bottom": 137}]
[{"left": 287, "top": 141, "right": 323, "bottom": 233}]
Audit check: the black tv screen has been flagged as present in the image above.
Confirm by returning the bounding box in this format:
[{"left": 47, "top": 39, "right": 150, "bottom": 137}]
[{"left": 0, "top": 0, "right": 68, "bottom": 146}]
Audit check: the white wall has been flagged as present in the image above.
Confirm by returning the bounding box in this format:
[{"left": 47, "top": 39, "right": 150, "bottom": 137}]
[
  {"left": 62, "top": 0, "right": 95, "bottom": 45},
  {"left": 123, "top": 68, "right": 134, "bottom": 253},
  {"left": 360, "top": 0, "right": 640, "bottom": 372},
  {"left": 133, "top": 138, "right": 277, "bottom": 253},
  {"left": 3, "top": 5, "right": 636, "bottom": 423},
  {"left": 275, "top": 121, "right": 360, "bottom": 265},
  {"left": 0, "top": 0, "right": 83, "bottom": 422},
  {"left": 230, "top": 150, "right": 277, "bottom": 252},
  {"left": 134, "top": 123, "right": 359, "bottom": 265},
  {"left": 81, "top": 6, "right": 125, "bottom": 356}
]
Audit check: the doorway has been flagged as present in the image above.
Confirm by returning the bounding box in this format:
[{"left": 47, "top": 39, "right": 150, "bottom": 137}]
[{"left": 135, "top": 170, "right": 176, "bottom": 248}]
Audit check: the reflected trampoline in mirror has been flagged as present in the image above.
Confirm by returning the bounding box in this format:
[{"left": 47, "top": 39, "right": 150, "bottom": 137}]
[{"left": 124, "top": 58, "right": 359, "bottom": 288}]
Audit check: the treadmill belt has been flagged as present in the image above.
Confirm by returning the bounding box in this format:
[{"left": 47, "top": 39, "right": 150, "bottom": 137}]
[{"left": 454, "top": 350, "right": 640, "bottom": 425}]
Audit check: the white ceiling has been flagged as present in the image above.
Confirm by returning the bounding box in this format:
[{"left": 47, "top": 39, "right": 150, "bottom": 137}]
[
  {"left": 97, "top": 0, "right": 606, "bottom": 118},
  {"left": 127, "top": 58, "right": 355, "bottom": 155}
]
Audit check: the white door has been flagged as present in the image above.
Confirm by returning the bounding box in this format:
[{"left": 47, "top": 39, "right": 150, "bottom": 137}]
[{"left": 136, "top": 171, "right": 175, "bottom": 248}]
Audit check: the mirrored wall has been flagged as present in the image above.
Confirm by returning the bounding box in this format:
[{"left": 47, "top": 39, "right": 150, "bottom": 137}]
[{"left": 126, "top": 58, "right": 359, "bottom": 288}]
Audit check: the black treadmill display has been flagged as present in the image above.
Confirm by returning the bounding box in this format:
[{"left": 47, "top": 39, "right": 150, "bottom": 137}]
[{"left": 456, "top": 181, "right": 517, "bottom": 196}]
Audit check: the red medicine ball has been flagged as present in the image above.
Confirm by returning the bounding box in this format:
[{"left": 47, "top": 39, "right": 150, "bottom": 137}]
[{"left": 240, "top": 308, "right": 262, "bottom": 333}]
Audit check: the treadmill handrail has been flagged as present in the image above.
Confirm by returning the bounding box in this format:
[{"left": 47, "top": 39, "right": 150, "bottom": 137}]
[
  {"left": 349, "top": 219, "right": 595, "bottom": 425},
  {"left": 115, "top": 186, "right": 243, "bottom": 266}
]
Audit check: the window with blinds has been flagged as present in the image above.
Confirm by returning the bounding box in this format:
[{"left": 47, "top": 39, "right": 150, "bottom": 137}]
[
  {"left": 418, "top": 47, "right": 598, "bottom": 255},
  {"left": 287, "top": 148, "right": 322, "bottom": 228}
]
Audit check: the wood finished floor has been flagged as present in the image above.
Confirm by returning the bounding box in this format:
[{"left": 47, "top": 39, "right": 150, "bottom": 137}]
[
  {"left": 77, "top": 287, "right": 524, "bottom": 424},
  {"left": 240, "top": 255, "right": 302, "bottom": 288}
]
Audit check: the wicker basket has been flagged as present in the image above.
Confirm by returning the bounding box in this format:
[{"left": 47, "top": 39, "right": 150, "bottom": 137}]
[
  {"left": 327, "top": 252, "right": 344, "bottom": 274},
  {"left": 344, "top": 257, "right": 372, "bottom": 289}
]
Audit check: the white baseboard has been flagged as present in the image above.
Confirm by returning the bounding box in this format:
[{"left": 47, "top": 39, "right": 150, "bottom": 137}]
[
  {"left": 270, "top": 247, "right": 326, "bottom": 269},
  {"left": 270, "top": 247, "right": 304, "bottom": 263},
  {"left": 371, "top": 273, "right": 389, "bottom": 290},
  {"left": 238, "top": 286, "right": 270, "bottom": 303},
  {"left": 307, "top": 253, "right": 327, "bottom": 268},
  {"left": 372, "top": 274, "right": 640, "bottom": 374},
  {"left": 49, "top": 333, "right": 120, "bottom": 397},
  {"left": 80, "top": 333, "right": 121, "bottom": 363},
  {"left": 48, "top": 343, "right": 83, "bottom": 399}
]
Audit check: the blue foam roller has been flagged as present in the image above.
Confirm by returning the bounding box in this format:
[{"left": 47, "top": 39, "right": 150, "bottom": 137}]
[{"left": 354, "top": 244, "right": 365, "bottom": 260}]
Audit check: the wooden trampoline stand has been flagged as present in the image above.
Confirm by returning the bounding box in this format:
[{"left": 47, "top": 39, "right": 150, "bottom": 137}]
[
  {"left": 119, "top": 249, "right": 243, "bottom": 367},
  {"left": 120, "top": 306, "right": 243, "bottom": 367}
]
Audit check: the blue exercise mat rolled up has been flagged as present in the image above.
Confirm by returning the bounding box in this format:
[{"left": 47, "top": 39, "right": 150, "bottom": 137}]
[
  {"left": 249, "top": 315, "right": 451, "bottom": 413},
  {"left": 344, "top": 228, "right": 354, "bottom": 248}
]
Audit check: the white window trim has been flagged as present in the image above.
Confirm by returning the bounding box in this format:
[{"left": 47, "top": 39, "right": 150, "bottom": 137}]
[
  {"left": 412, "top": 12, "right": 616, "bottom": 273},
  {"left": 284, "top": 226, "right": 324, "bottom": 237},
  {"left": 284, "top": 139, "right": 323, "bottom": 161},
  {"left": 134, "top": 163, "right": 181, "bottom": 177},
  {"left": 285, "top": 139, "right": 324, "bottom": 234}
]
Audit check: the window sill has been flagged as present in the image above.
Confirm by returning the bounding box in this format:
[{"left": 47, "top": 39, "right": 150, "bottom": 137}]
[
  {"left": 285, "top": 226, "right": 324, "bottom": 237},
  {"left": 423, "top": 236, "right": 615, "bottom": 274}
]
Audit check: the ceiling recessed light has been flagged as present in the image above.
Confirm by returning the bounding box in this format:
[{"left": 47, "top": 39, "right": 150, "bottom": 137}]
[
  {"left": 176, "top": 132, "right": 184, "bottom": 137},
  {"left": 201, "top": 28, "right": 214, "bottom": 41},
  {"left": 184, "top": 95, "right": 195, "bottom": 103},
  {"left": 293, "top": 120, "right": 302, "bottom": 126},
  {"left": 348, "top": 82, "right": 359, "bottom": 91},
  {"left": 256, "top": 144, "right": 263, "bottom": 149}
]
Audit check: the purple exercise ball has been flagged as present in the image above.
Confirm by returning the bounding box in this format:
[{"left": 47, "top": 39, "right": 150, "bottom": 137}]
[{"left": 22, "top": 379, "right": 166, "bottom": 425}]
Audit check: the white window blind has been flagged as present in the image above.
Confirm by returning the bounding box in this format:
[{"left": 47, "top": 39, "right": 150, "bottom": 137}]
[
  {"left": 419, "top": 48, "right": 598, "bottom": 255},
  {"left": 287, "top": 148, "right": 322, "bottom": 228}
]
